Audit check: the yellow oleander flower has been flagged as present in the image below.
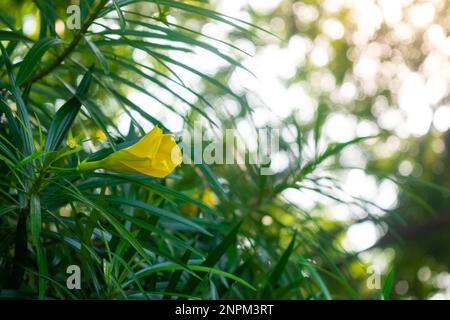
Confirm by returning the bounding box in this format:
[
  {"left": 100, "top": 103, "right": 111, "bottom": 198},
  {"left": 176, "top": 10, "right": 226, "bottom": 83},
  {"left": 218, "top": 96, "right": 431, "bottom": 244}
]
[
  {"left": 201, "top": 189, "right": 218, "bottom": 208},
  {"left": 95, "top": 129, "right": 106, "bottom": 141},
  {"left": 78, "top": 127, "right": 182, "bottom": 178},
  {"left": 180, "top": 188, "right": 218, "bottom": 216}
]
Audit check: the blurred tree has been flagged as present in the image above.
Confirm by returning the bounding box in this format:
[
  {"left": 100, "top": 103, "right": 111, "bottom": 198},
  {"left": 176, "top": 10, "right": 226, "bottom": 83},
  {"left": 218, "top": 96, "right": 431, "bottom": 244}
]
[
  {"left": 0, "top": 0, "right": 449, "bottom": 300},
  {"left": 220, "top": 0, "right": 450, "bottom": 299}
]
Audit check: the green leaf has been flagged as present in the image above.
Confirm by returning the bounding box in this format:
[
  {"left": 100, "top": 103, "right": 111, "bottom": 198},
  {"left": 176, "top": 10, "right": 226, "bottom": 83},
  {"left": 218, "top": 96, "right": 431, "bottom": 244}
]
[
  {"left": 0, "top": 43, "right": 34, "bottom": 157},
  {"left": 44, "top": 69, "right": 92, "bottom": 151},
  {"left": 313, "top": 102, "right": 326, "bottom": 157},
  {"left": 197, "top": 163, "right": 229, "bottom": 202},
  {"left": 16, "top": 37, "right": 63, "bottom": 85},
  {"left": 90, "top": 195, "right": 212, "bottom": 236},
  {"left": 381, "top": 269, "right": 395, "bottom": 300},
  {"left": 35, "top": 0, "right": 56, "bottom": 37},
  {"left": 299, "top": 135, "right": 377, "bottom": 180},
  {"left": 84, "top": 36, "right": 109, "bottom": 74},
  {"left": 112, "top": 0, "right": 126, "bottom": 30},
  {"left": 36, "top": 242, "right": 49, "bottom": 299},
  {"left": 298, "top": 259, "right": 332, "bottom": 300},
  {"left": 0, "top": 97, "right": 21, "bottom": 147},
  {"left": 164, "top": 246, "right": 193, "bottom": 299},
  {"left": 93, "top": 59, "right": 218, "bottom": 126},
  {"left": 0, "top": 205, "right": 18, "bottom": 218},
  {"left": 30, "top": 194, "right": 41, "bottom": 246},
  {"left": 94, "top": 23, "right": 253, "bottom": 75},
  {"left": 0, "top": 30, "right": 32, "bottom": 42},
  {"left": 87, "top": 172, "right": 218, "bottom": 216},
  {"left": 14, "top": 150, "right": 46, "bottom": 170},
  {"left": 65, "top": 187, "right": 154, "bottom": 265},
  {"left": 182, "top": 221, "right": 242, "bottom": 295},
  {"left": 124, "top": 263, "right": 255, "bottom": 291},
  {"left": 105, "top": 205, "right": 203, "bottom": 257},
  {"left": 261, "top": 233, "right": 296, "bottom": 299}
]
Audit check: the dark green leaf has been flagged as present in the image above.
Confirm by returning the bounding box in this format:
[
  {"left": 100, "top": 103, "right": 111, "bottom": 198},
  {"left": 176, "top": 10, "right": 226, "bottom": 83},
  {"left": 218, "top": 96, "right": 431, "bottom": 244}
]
[
  {"left": 44, "top": 69, "right": 92, "bottom": 151},
  {"left": 16, "top": 37, "right": 63, "bottom": 85}
]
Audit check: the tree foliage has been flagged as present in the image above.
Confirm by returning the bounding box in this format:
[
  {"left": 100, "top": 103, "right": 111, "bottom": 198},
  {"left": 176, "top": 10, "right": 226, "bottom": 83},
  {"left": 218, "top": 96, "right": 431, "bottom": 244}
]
[{"left": 0, "top": 0, "right": 447, "bottom": 300}]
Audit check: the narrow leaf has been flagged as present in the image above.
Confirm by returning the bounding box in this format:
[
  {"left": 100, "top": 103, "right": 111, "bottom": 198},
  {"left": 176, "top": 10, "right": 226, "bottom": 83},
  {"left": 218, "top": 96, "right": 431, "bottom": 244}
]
[
  {"left": 30, "top": 194, "right": 41, "bottom": 246},
  {"left": 16, "top": 37, "right": 63, "bottom": 85},
  {"left": 44, "top": 69, "right": 92, "bottom": 151}
]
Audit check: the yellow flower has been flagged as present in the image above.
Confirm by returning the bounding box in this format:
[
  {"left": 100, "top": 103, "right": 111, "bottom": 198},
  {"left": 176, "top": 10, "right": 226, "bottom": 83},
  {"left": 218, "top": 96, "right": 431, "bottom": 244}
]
[
  {"left": 180, "top": 202, "right": 199, "bottom": 216},
  {"left": 78, "top": 127, "right": 182, "bottom": 178},
  {"left": 95, "top": 129, "right": 106, "bottom": 141},
  {"left": 201, "top": 189, "right": 218, "bottom": 208},
  {"left": 180, "top": 189, "right": 218, "bottom": 216}
]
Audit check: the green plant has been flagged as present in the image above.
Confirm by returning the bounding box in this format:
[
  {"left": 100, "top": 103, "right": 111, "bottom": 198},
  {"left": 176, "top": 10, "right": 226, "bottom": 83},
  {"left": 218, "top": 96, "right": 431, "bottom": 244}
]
[{"left": 0, "top": 0, "right": 394, "bottom": 300}]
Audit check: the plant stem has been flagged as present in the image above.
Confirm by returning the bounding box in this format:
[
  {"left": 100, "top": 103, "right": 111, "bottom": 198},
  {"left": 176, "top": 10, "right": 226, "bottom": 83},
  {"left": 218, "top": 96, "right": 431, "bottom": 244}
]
[
  {"left": 78, "top": 159, "right": 103, "bottom": 171},
  {"left": 22, "top": 0, "right": 109, "bottom": 86}
]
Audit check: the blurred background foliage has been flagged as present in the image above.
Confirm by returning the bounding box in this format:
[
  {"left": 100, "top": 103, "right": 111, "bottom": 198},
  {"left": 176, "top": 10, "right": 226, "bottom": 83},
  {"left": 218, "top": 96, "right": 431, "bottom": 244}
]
[{"left": 0, "top": 0, "right": 449, "bottom": 300}]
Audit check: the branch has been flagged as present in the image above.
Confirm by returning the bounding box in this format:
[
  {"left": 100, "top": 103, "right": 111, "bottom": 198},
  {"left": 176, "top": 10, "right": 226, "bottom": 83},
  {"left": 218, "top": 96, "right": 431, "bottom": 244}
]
[
  {"left": 373, "top": 213, "right": 450, "bottom": 248},
  {"left": 22, "top": 0, "right": 109, "bottom": 86}
]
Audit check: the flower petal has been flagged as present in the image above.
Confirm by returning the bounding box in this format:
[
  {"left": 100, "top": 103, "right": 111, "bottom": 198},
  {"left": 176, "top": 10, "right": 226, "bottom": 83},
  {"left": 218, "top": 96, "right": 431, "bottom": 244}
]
[{"left": 126, "top": 126, "right": 163, "bottom": 158}]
